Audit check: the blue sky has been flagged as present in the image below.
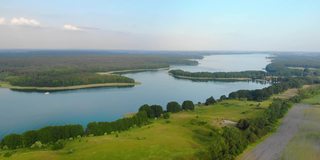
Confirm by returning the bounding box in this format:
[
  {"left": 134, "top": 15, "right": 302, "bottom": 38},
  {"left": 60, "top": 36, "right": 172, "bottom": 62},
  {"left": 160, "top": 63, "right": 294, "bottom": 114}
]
[{"left": 0, "top": 0, "right": 319, "bottom": 51}]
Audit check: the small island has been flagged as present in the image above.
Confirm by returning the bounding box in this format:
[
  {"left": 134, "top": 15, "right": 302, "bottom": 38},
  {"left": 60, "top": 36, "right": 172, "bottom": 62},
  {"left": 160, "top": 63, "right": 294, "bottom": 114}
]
[
  {"left": 0, "top": 72, "right": 138, "bottom": 91},
  {"left": 168, "top": 69, "right": 267, "bottom": 81}
]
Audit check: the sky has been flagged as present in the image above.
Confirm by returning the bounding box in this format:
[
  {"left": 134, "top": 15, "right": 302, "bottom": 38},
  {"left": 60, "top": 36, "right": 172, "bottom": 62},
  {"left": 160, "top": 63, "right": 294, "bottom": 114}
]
[{"left": 0, "top": 0, "right": 319, "bottom": 51}]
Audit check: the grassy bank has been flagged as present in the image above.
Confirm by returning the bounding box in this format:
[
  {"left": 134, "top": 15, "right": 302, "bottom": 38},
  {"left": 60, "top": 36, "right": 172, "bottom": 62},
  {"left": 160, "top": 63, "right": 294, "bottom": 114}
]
[
  {"left": 0, "top": 99, "right": 270, "bottom": 160},
  {"left": 0, "top": 81, "right": 139, "bottom": 92}
]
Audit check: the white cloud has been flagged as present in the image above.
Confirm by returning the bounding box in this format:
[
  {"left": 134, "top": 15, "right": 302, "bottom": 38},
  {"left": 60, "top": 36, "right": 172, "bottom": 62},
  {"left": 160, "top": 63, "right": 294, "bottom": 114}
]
[
  {"left": 0, "top": 17, "right": 5, "bottom": 24},
  {"left": 63, "top": 24, "right": 82, "bottom": 31},
  {"left": 10, "top": 17, "right": 40, "bottom": 26}
]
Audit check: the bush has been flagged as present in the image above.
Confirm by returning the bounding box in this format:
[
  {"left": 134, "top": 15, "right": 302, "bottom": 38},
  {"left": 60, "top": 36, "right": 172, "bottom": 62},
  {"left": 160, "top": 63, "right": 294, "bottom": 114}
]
[
  {"left": 138, "top": 104, "right": 152, "bottom": 118},
  {"left": 150, "top": 105, "right": 164, "bottom": 118},
  {"left": 23, "top": 130, "right": 38, "bottom": 147},
  {"left": 166, "top": 101, "right": 182, "bottom": 113},
  {"left": 163, "top": 112, "right": 170, "bottom": 119},
  {"left": 182, "top": 100, "right": 195, "bottom": 110},
  {"left": 205, "top": 96, "right": 216, "bottom": 105},
  {"left": 51, "top": 140, "right": 65, "bottom": 150},
  {"left": 207, "top": 132, "right": 230, "bottom": 160},
  {"left": 30, "top": 141, "right": 44, "bottom": 149},
  {"left": 222, "top": 127, "right": 248, "bottom": 156},
  {"left": 139, "top": 104, "right": 163, "bottom": 118},
  {"left": 236, "top": 119, "right": 250, "bottom": 130},
  {"left": 220, "top": 95, "right": 227, "bottom": 101}
]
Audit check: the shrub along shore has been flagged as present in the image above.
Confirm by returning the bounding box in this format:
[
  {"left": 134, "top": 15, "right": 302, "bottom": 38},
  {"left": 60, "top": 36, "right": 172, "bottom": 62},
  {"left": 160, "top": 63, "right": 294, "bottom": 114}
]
[{"left": 0, "top": 76, "right": 319, "bottom": 159}]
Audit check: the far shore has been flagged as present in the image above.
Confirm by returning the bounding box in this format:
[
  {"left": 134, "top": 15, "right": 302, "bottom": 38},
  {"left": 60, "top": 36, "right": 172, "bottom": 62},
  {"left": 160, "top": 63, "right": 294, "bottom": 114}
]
[
  {"left": 0, "top": 67, "right": 171, "bottom": 92},
  {"left": 0, "top": 82, "right": 140, "bottom": 92},
  {"left": 97, "top": 67, "right": 170, "bottom": 75},
  {"left": 169, "top": 74, "right": 253, "bottom": 81}
]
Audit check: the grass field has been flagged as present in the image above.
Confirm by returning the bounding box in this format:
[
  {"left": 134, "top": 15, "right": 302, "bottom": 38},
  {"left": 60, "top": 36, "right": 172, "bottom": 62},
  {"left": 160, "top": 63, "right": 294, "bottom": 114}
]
[{"left": 0, "top": 100, "right": 270, "bottom": 160}]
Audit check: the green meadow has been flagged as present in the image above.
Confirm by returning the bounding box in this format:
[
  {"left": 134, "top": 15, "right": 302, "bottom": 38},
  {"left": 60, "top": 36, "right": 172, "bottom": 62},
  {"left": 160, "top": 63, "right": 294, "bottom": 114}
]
[{"left": 0, "top": 100, "right": 270, "bottom": 160}]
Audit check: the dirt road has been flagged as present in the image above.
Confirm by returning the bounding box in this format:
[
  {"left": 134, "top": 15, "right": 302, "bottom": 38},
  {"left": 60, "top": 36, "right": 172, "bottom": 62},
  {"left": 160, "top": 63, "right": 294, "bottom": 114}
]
[{"left": 240, "top": 104, "right": 310, "bottom": 160}]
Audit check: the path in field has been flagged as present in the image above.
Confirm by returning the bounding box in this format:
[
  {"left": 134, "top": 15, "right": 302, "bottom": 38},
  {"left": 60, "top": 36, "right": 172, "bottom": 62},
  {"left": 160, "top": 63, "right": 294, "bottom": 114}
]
[{"left": 240, "top": 104, "right": 310, "bottom": 160}]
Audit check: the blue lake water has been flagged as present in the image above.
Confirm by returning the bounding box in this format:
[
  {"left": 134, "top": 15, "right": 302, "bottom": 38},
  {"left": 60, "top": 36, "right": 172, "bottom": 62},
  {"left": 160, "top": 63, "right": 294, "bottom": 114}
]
[{"left": 0, "top": 53, "right": 271, "bottom": 137}]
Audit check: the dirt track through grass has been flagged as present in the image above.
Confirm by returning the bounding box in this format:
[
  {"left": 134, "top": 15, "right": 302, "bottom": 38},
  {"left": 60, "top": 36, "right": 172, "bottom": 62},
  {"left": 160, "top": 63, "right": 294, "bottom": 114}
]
[{"left": 240, "top": 104, "right": 310, "bottom": 160}]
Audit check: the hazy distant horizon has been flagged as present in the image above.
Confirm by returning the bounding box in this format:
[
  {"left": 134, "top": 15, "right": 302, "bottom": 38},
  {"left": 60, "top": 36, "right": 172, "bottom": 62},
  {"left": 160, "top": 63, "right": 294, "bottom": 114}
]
[
  {"left": 0, "top": 49, "right": 319, "bottom": 55},
  {"left": 1, "top": 1, "right": 320, "bottom": 51}
]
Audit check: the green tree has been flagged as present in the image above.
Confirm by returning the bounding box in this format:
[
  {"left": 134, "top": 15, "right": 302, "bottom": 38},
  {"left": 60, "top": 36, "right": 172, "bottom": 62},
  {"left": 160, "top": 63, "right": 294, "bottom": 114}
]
[
  {"left": 222, "top": 127, "right": 248, "bottom": 156},
  {"left": 139, "top": 104, "right": 153, "bottom": 118},
  {"left": 220, "top": 95, "right": 227, "bottom": 101},
  {"left": 163, "top": 112, "right": 170, "bottom": 119},
  {"left": 205, "top": 96, "right": 216, "bottom": 105},
  {"left": 236, "top": 119, "right": 250, "bottom": 130},
  {"left": 150, "top": 105, "right": 163, "bottom": 118},
  {"left": 166, "top": 101, "right": 182, "bottom": 113},
  {"left": 182, "top": 100, "right": 195, "bottom": 110},
  {"left": 207, "top": 133, "right": 230, "bottom": 160},
  {"left": 1, "top": 134, "right": 23, "bottom": 149},
  {"left": 22, "top": 130, "right": 38, "bottom": 147}
]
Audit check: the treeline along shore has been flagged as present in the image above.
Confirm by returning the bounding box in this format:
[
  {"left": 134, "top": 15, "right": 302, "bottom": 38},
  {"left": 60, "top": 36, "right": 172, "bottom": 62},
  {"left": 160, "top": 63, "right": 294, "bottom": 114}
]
[{"left": 169, "top": 54, "right": 320, "bottom": 82}]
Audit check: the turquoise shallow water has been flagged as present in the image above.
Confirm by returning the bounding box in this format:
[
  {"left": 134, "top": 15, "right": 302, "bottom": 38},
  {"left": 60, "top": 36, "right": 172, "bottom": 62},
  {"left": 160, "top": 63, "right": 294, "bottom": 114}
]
[{"left": 0, "top": 53, "right": 270, "bottom": 137}]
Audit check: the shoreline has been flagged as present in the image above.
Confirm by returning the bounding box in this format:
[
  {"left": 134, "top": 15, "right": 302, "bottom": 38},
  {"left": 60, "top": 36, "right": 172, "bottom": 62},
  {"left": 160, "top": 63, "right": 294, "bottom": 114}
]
[
  {"left": 0, "top": 82, "right": 140, "bottom": 92},
  {"left": 0, "top": 67, "right": 170, "bottom": 92},
  {"left": 169, "top": 74, "right": 254, "bottom": 81},
  {"left": 97, "top": 67, "right": 170, "bottom": 75}
]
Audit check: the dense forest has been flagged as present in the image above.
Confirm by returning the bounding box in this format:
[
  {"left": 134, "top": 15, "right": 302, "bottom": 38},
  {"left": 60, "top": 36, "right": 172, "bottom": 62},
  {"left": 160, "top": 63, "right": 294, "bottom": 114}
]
[
  {"left": 6, "top": 71, "right": 134, "bottom": 87},
  {"left": 169, "top": 54, "right": 320, "bottom": 80},
  {"left": 0, "top": 51, "right": 199, "bottom": 87},
  {"left": 0, "top": 52, "right": 199, "bottom": 74},
  {"left": 266, "top": 54, "right": 320, "bottom": 76},
  {"left": 169, "top": 69, "right": 267, "bottom": 79}
]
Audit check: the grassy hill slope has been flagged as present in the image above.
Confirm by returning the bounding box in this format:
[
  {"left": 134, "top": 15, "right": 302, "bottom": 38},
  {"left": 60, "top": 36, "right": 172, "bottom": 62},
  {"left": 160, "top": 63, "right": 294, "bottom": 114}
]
[{"left": 0, "top": 100, "right": 270, "bottom": 160}]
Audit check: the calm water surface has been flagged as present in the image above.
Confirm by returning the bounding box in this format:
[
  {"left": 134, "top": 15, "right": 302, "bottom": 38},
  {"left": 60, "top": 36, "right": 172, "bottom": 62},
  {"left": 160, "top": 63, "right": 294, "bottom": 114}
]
[{"left": 0, "top": 54, "right": 271, "bottom": 137}]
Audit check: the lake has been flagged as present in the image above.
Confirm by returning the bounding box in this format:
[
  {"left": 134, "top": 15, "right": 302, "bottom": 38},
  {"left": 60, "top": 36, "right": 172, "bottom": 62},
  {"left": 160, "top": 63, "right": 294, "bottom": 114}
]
[{"left": 0, "top": 53, "right": 271, "bottom": 137}]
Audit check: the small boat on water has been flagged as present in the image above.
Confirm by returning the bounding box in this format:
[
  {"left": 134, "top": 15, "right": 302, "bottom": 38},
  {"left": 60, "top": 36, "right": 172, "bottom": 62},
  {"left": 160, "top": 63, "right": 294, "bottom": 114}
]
[{"left": 44, "top": 92, "right": 50, "bottom": 95}]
